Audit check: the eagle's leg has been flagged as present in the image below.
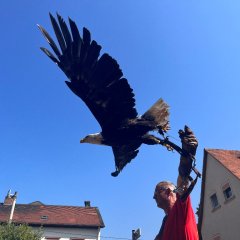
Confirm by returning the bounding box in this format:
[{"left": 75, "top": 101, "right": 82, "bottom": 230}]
[
  {"left": 161, "top": 137, "right": 183, "bottom": 154},
  {"left": 141, "top": 134, "right": 174, "bottom": 152},
  {"left": 141, "top": 134, "right": 163, "bottom": 145}
]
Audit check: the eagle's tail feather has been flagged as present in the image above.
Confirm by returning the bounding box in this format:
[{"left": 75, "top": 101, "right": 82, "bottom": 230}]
[{"left": 142, "top": 98, "right": 170, "bottom": 134}]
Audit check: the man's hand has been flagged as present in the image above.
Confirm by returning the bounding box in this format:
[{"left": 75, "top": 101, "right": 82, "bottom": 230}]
[
  {"left": 178, "top": 126, "right": 198, "bottom": 179},
  {"left": 179, "top": 125, "right": 198, "bottom": 157}
]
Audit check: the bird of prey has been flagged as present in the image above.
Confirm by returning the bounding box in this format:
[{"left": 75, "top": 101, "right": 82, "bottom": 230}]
[{"left": 38, "top": 13, "right": 170, "bottom": 176}]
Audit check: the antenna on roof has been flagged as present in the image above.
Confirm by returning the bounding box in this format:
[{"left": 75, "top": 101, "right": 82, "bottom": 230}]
[{"left": 8, "top": 191, "right": 18, "bottom": 224}]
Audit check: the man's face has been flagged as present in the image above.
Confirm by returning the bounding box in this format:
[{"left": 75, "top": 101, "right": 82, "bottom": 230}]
[{"left": 153, "top": 184, "right": 169, "bottom": 208}]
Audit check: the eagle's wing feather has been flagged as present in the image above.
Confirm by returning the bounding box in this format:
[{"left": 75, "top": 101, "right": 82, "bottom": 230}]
[
  {"left": 111, "top": 144, "right": 141, "bottom": 177},
  {"left": 50, "top": 14, "right": 67, "bottom": 54},
  {"left": 39, "top": 13, "right": 137, "bottom": 131}
]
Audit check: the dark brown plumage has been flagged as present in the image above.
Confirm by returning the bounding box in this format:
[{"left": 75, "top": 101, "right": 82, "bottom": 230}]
[{"left": 38, "top": 13, "right": 170, "bottom": 176}]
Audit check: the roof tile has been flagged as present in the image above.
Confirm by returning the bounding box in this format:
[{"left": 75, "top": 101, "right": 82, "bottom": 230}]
[{"left": 0, "top": 204, "right": 104, "bottom": 228}]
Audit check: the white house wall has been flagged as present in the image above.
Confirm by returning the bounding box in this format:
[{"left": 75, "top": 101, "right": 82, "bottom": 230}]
[
  {"left": 201, "top": 154, "right": 240, "bottom": 240},
  {"left": 32, "top": 226, "right": 100, "bottom": 240}
]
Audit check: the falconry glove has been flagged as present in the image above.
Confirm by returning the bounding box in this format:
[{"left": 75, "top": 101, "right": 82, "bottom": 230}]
[{"left": 178, "top": 125, "right": 198, "bottom": 180}]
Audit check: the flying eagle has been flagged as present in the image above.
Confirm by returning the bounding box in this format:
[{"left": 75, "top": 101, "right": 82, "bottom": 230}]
[{"left": 38, "top": 13, "right": 170, "bottom": 176}]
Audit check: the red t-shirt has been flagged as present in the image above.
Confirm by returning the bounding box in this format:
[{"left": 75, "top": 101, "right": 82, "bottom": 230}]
[{"left": 156, "top": 195, "right": 199, "bottom": 240}]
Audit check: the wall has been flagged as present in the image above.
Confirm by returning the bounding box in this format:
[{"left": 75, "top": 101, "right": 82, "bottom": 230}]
[
  {"left": 32, "top": 226, "right": 100, "bottom": 240},
  {"left": 201, "top": 154, "right": 240, "bottom": 240}
]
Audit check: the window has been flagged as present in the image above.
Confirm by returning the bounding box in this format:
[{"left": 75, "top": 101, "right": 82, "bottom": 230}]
[
  {"left": 41, "top": 215, "right": 48, "bottom": 220},
  {"left": 223, "top": 186, "right": 233, "bottom": 199},
  {"left": 210, "top": 193, "right": 220, "bottom": 209},
  {"left": 222, "top": 183, "right": 234, "bottom": 201}
]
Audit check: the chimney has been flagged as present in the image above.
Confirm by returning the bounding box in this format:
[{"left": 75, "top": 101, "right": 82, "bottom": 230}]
[
  {"left": 84, "top": 201, "right": 91, "bottom": 207},
  {"left": 3, "top": 190, "right": 18, "bottom": 224}
]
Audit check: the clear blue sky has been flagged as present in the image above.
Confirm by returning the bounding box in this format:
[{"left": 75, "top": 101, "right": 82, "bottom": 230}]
[{"left": 1, "top": 1, "right": 240, "bottom": 239}]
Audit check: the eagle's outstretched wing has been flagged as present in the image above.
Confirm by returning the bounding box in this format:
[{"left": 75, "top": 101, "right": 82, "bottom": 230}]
[{"left": 38, "top": 13, "right": 137, "bottom": 132}]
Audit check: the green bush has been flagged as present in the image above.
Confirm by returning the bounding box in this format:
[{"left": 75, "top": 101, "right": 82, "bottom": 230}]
[{"left": 0, "top": 224, "right": 42, "bottom": 240}]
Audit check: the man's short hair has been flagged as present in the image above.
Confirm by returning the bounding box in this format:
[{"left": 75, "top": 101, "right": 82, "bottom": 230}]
[{"left": 156, "top": 181, "right": 176, "bottom": 191}]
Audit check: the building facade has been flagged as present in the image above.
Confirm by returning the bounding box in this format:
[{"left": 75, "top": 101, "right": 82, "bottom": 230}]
[
  {"left": 0, "top": 195, "right": 105, "bottom": 240},
  {"left": 198, "top": 149, "right": 240, "bottom": 240}
]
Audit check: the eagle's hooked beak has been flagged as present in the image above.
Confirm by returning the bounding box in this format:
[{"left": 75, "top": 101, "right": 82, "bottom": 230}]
[
  {"left": 80, "top": 138, "right": 86, "bottom": 143},
  {"left": 79, "top": 134, "right": 104, "bottom": 145}
]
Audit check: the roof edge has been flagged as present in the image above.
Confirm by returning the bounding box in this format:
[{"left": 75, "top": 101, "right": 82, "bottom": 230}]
[
  {"left": 95, "top": 207, "right": 105, "bottom": 228},
  {"left": 197, "top": 148, "right": 208, "bottom": 240}
]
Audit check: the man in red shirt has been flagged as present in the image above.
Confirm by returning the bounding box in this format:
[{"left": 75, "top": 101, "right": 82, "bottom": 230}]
[{"left": 153, "top": 126, "right": 199, "bottom": 240}]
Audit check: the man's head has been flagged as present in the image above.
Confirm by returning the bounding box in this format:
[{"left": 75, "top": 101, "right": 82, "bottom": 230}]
[{"left": 153, "top": 181, "right": 177, "bottom": 213}]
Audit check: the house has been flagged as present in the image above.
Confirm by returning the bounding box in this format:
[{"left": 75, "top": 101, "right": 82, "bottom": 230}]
[
  {"left": 0, "top": 192, "right": 105, "bottom": 240},
  {"left": 198, "top": 149, "right": 240, "bottom": 240}
]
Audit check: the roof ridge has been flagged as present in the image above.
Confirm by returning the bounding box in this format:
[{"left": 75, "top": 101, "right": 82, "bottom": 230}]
[{"left": 6, "top": 203, "right": 97, "bottom": 208}]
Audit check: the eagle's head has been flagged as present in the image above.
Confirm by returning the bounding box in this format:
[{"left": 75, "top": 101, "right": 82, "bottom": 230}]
[{"left": 80, "top": 133, "right": 105, "bottom": 145}]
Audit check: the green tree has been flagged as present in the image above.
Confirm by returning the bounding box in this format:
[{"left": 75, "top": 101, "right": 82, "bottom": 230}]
[{"left": 0, "top": 224, "right": 42, "bottom": 240}]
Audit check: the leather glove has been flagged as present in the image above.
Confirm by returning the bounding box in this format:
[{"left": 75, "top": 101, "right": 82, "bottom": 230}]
[{"left": 178, "top": 125, "right": 198, "bottom": 178}]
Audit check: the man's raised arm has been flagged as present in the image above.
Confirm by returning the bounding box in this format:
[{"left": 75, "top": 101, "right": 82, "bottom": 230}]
[{"left": 176, "top": 126, "right": 198, "bottom": 196}]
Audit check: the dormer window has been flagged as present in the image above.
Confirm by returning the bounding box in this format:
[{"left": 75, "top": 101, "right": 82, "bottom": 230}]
[{"left": 41, "top": 215, "right": 48, "bottom": 220}]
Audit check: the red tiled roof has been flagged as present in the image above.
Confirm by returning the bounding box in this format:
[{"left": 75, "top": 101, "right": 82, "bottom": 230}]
[
  {"left": 206, "top": 149, "right": 240, "bottom": 179},
  {"left": 0, "top": 203, "right": 104, "bottom": 228}
]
